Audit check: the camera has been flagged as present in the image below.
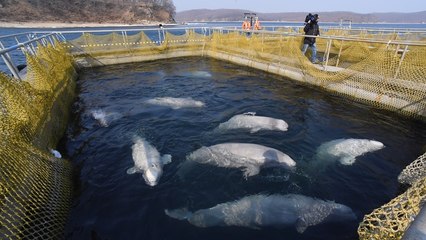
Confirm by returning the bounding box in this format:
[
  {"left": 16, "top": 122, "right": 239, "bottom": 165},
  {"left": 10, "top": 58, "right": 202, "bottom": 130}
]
[{"left": 305, "top": 13, "right": 316, "bottom": 23}]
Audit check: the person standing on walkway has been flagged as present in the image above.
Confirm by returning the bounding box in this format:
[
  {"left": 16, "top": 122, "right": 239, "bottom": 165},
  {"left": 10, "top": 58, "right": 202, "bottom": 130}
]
[{"left": 302, "top": 13, "right": 321, "bottom": 63}]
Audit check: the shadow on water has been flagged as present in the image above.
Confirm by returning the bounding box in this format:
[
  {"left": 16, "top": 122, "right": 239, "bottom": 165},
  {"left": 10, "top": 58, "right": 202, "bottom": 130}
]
[{"left": 61, "top": 57, "right": 426, "bottom": 240}]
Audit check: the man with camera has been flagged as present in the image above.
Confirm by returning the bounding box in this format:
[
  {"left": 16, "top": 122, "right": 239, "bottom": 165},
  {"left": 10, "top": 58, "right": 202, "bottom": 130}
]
[{"left": 302, "top": 13, "right": 321, "bottom": 63}]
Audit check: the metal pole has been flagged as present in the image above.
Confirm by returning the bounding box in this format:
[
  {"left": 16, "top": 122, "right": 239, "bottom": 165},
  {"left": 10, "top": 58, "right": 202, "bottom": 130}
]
[
  {"left": 15, "top": 36, "right": 26, "bottom": 56},
  {"left": 0, "top": 41, "right": 21, "bottom": 80},
  {"left": 26, "top": 34, "right": 32, "bottom": 42},
  {"left": 335, "top": 39, "right": 344, "bottom": 67},
  {"left": 162, "top": 28, "right": 166, "bottom": 44},
  {"left": 48, "top": 35, "right": 55, "bottom": 47},
  {"left": 324, "top": 38, "right": 332, "bottom": 67},
  {"left": 58, "top": 32, "right": 67, "bottom": 42},
  {"left": 41, "top": 38, "right": 48, "bottom": 47},
  {"left": 83, "top": 32, "right": 88, "bottom": 47},
  {"left": 121, "top": 30, "right": 127, "bottom": 44},
  {"left": 394, "top": 45, "right": 409, "bottom": 79},
  {"left": 52, "top": 34, "right": 60, "bottom": 44},
  {"left": 29, "top": 42, "right": 37, "bottom": 55},
  {"left": 394, "top": 44, "right": 400, "bottom": 57}
]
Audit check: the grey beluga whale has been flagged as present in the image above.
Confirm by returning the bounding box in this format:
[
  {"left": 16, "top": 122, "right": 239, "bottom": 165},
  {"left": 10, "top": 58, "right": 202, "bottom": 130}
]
[
  {"left": 216, "top": 112, "right": 288, "bottom": 133},
  {"left": 126, "top": 136, "right": 172, "bottom": 186},
  {"left": 185, "top": 143, "right": 296, "bottom": 178},
  {"left": 165, "top": 194, "right": 356, "bottom": 233}
]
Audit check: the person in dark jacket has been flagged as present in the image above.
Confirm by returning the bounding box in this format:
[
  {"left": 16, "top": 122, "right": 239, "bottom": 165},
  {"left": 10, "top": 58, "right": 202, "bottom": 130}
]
[{"left": 302, "top": 14, "right": 320, "bottom": 63}]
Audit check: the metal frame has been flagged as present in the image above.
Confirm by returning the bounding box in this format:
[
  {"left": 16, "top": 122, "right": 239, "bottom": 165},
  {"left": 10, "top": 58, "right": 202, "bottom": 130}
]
[
  {"left": 0, "top": 33, "right": 59, "bottom": 79},
  {"left": 0, "top": 26, "right": 425, "bottom": 79}
]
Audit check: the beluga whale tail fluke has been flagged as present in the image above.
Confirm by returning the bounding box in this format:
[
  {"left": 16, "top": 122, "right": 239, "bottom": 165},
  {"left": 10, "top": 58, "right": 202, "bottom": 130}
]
[
  {"left": 127, "top": 136, "right": 172, "bottom": 186},
  {"left": 165, "top": 194, "right": 357, "bottom": 232},
  {"left": 164, "top": 208, "right": 192, "bottom": 221},
  {"left": 215, "top": 112, "right": 288, "bottom": 133},
  {"left": 185, "top": 143, "right": 296, "bottom": 178}
]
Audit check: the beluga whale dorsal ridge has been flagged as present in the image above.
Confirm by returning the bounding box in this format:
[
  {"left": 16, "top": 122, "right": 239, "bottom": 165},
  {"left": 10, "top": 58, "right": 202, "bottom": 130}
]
[
  {"left": 127, "top": 136, "right": 172, "bottom": 186},
  {"left": 145, "top": 97, "right": 205, "bottom": 109},
  {"left": 186, "top": 143, "right": 296, "bottom": 178},
  {"left": 315, "top": 138, "right": 385, "bottom": 165},
  {"left": 165, "top": 194, "right": 356, "bottom": 233},
  {"left": 216, "top": 112, "right": 288, "bottom": 133}
]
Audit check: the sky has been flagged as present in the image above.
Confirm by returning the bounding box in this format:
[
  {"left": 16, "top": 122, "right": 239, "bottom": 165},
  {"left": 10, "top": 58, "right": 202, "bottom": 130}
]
[{"left": 173, "top": 0, "right": 426, "bottom": 13}]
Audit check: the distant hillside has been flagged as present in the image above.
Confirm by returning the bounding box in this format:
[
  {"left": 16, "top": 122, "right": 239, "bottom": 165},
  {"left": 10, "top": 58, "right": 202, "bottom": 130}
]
[
  {"left": 0, "top": 0, "right": 176, "bottom": 23},
  {"left": 176, "top": 9, "right": 426, "bottom": 23}
]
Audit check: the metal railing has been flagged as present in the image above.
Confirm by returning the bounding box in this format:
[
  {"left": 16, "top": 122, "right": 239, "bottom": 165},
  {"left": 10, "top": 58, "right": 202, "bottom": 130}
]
[
  {"left": 1, "top": 25, "right": 426, "bottom": 79},
  {"left": 0, "top": 32, "right": 63, "bottom": 79}
]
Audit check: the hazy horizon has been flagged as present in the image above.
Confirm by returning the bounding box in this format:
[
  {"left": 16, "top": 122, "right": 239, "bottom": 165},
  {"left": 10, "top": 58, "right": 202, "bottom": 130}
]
[
  {"left": 176, "top": 8, "right": 426, "bottom": 14},
  {"left": 173, "top": 0, "right": 426, "bottom": 14}
]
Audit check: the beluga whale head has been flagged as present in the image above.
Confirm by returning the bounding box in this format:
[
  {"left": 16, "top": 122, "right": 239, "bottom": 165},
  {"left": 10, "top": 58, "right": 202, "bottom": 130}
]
[
  {"left": 144, "top": 162, "right": 163, "bottom": 186},
  {"left": 127, "top": 136, "right": 172, "bottom": 187},
  {"left": 327, "top": 202, "right": 357, "bottom": 221}
]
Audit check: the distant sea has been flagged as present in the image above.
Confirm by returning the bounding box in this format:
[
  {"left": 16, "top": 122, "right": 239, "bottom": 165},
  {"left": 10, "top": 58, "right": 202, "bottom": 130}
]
[
  {"left": 1, "top": 21, "right": 425, "bottom": 36},
  {"left": 187, "top": 21, "right": 426, "bottom": 29}
]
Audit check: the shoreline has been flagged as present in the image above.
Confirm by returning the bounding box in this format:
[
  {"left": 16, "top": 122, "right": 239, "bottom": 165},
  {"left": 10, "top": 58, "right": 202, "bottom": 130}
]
[
  {"left": 1, "top": 20, "right": 423, "bottom": 29},
  {"left": 0, "top": 21, "right": 176, "bottom": 29}
]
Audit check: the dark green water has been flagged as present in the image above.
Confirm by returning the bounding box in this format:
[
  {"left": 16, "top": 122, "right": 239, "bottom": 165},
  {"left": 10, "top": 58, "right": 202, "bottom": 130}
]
[{"left": 62, "top": 57, "right": 425, "bottom": 240}]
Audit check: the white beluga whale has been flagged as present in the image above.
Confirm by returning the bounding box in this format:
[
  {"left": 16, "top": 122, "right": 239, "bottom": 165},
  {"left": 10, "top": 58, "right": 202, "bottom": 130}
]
[
  {"left": 165, "top": 194, "right": 356, "bottom": 233},
  {"left": 145, "top": 97, "right": 205, "bottom": 109},
  {"left": 216, "top": 112, "right": 288, "bottom": 133},
  {"left": 191, "top": 71, "right": 212, "bottom": 78},
  {"left": 186, "top": 143, "right": 296, "bottom": 177},
  {"left": 315, "top": 138, "right": 385, "bottom": 165},
  {"left": 127, "top": 137, "right": 172, "bottom": 186},
  {"left": 90, "top": 109, "right": 122, "bottom": 127}
]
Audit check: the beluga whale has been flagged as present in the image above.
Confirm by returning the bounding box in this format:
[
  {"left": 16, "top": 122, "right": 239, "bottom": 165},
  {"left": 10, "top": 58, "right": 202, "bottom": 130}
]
[
  {"left": 165, "top": 194, "right": 356, "bottom": 233},
  {"left": 216, "top": 112, "right": 288, "bottom": 133},
  {"left": 90, "top": 108, "right": 123, "bottom": 127},
  {"left": 191, "top": 71, "right": 212, "bottom": 78},
  {"left": 315, "top": 138, "right": 385, "bottom": 165},
  {"left": 127, "top": 136, "right": 172, "bottom": 186},
  {"left": 145, "top": 97, "right": 205, "bottom": 109},
  {"left": 185, "top": 143, "right": 296, "bottom": 177}
]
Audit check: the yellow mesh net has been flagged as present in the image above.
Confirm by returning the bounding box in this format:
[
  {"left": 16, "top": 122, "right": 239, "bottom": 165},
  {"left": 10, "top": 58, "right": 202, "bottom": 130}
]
[
  {"left": 358, "top": 174, "right": 426, "bottom": 239},
  {"left": 0, "top": 41, "right": 76, "bottom": 239},
  {"left": 398, "top": 152, "right": 426, "bottom": 185}
]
